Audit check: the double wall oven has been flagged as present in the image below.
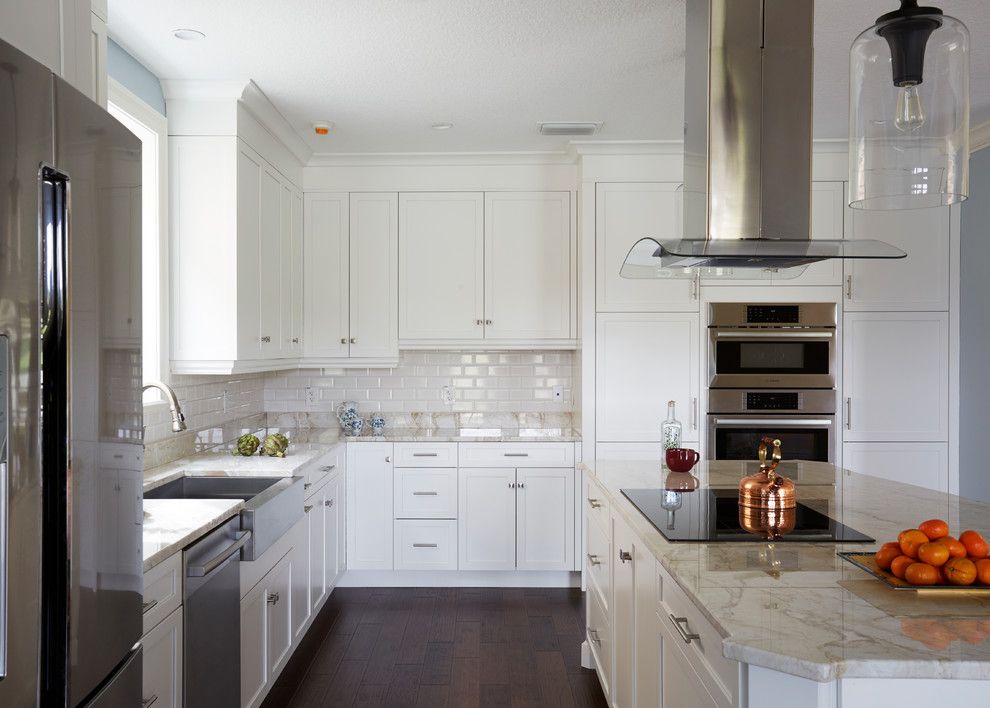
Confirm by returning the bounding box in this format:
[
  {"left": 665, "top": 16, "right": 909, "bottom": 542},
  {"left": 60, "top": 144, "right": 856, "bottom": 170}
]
[{"left": 707, "top": 304, "right": 837, "bottom": 463}]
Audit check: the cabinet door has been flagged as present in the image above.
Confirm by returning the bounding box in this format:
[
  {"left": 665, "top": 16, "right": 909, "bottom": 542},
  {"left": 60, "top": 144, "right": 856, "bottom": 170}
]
[
  {"left": 612, "top": 514, "right": 635, "bottom": 708},
  {"left": 98, "top": 186, "right": 141, "bottom": 344},
  {"left": 844, "top": 204, "right": 950, "bottom": 311},
  {"left": 325, "top": 474, "right": 343, "bottom": 587},
  {"left": 633, "top": 546, "right": 660, "bottom": 708},
  {"left": 346, "top": 443, "right": 394, "bottom": 569},
  {"left": 258, "top": 165, "right": 282, "bottom": 357},
  {"left": 458, "top": 468, "right": 516, "bottom": 571},
  {"left": 278, "top": 182, "right": 304, "bottom": 357},
  {"left": 596, "top": 313, "right": 700, "bottom": 442},
  {"left": 303, "top": 193, "right": 349, "bottom": 358},
  {"left": 291, "top": 516, "right": 312, "bottom": 644},
  {"left": 236, "top": 145, "right": 263, "bottom": 360},
  {"left": 290, "top": 189, "right": 304, "bottom": 354},
  {"left": 349, "top": 193, "right": 398, "bottom": 358},
  {"left": 779, "top": 181, "right": 845, "bottom": 286},
  {"left": 516, "top": 468, "right": 574, "bottom": 571},
  {"left": 660, "top": 625, "right": 719, "bottom": 708},
  {"left": 596, "top": 182, "right": 697, "bottom": 311},
  {"left": 843, "top": 312, "right": 948, "bottom": 442},
  {"left": 399, "top": 192, "right": 485, "bottom": 340},
  {"left": 308, "top": 494, "right": 327, "bottom": 613},
  {"left": 240, "top": 580, "right": 268, "bottom": 708},
  {"left": 843, "top": 442, "right": 949, "bottom": 493},
  {"left": 484, "top": 192, "right": 571, "bottom": 340},
  {"left": 90, "top": 12, "right": 107, "bottom": 108},
  {"left": 141, "top": 607, "right": 182, "bottom": 708},
  {"left": 266, "top": 556, "right": 293, "bottom": 679}
]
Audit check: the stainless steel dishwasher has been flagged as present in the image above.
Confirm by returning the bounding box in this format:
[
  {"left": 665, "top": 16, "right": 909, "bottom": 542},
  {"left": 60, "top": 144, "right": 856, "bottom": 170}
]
[{"left": 183, "top": 518, "right": 251, "bottom": 707}]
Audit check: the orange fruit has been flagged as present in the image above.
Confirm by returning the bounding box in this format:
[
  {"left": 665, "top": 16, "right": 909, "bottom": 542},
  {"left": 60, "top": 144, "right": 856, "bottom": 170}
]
[
  {"left": 875, "top": 542, "right": 903, "bottom": 570},
  {"left": 943, "top": 557, "right": 978, "bottom": 586},
  {"left": 890, "top": 555, "right": 914, "bottom": 580},
  {"left": 917, "top": 542, "right": 950, "bottom": 567},
  {"left": 898, "top": 529, "right": 930, "bottom": 559},
  {"left": 975, "top": 558, "right": 990, "bottom": 585},
  {"left": 918, "top": 519, "right": 950, "bottom": 540},
  {"left": 933, "top": 535, "right": 967, "bottom": 558},
  {"left": 905, "top": 562, "right": 940, "bottom": 586},
  {"left": 959, "top": 530, "right": 989, "bottom": 559}
]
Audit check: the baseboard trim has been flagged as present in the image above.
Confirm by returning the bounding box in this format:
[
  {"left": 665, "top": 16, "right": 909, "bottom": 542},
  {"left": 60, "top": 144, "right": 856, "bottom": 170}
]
[{"left": 337, "top": 569, "right": 581, "bottom": 588}]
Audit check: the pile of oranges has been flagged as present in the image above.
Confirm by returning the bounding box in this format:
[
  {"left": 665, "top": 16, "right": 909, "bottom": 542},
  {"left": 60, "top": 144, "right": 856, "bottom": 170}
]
[{"left": 873, "top": 519, "right": 990, "bottom": 587}]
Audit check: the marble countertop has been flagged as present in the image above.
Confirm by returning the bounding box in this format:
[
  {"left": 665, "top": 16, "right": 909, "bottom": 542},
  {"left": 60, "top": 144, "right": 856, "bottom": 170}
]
[
  {"left": 584, "top": 458, "right": 990, "bottom": 682},
  {"left": 274, "top": 426, "right": 582, "bottom": 443},
  {"left": 142, "top": 498, "right": 244, "bottom": 572}
]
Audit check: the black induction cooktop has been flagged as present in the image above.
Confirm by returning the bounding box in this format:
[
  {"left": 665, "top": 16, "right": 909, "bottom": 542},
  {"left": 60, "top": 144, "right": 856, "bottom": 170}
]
[{"left": 621, "top": 488, "right": 874, "bottom": 543}]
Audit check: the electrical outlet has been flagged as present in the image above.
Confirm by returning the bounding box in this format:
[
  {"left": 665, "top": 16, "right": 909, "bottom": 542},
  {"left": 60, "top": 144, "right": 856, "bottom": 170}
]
[
  {"left": 441, "top": 384, "right": 455, "bottom": 405},
  {"left": 305, "top": 386, "right": 317, "bottom": 405},
  {"left": 553, "top": 385, "right": 563, "bottom": 401}
]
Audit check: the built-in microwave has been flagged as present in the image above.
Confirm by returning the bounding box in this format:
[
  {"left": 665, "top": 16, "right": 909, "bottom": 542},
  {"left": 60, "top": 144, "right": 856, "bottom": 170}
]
[{"left": 708, "top": 303, "right": 836, "bottom": 389}]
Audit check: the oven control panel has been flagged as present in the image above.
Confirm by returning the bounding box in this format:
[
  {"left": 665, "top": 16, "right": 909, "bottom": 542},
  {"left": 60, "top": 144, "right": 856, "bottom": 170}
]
[{"left": 746, "top": 392, "right": 799, "bottom": 410}]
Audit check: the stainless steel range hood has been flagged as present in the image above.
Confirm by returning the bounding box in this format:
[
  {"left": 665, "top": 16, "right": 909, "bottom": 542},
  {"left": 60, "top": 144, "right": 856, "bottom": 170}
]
[{"left": 622, "top": 0, "right": 905, "bottom": 277}]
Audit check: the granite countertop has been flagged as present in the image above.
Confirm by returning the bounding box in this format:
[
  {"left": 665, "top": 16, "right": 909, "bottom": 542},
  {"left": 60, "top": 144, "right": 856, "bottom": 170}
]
[
  {"left": 142, "top": 498, "right": 244, "bottom": 572},
  {"left": 584, "top": 458, "right": 990, "bottom": 682}
]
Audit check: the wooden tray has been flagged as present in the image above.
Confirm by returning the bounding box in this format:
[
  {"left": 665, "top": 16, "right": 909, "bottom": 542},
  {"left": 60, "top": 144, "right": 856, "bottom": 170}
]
[{"left": 838, "top": 552, "right": 990, "bottom": 592}]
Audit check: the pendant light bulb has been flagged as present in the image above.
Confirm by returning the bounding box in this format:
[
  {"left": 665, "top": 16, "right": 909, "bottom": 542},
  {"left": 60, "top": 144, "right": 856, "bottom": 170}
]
[{"left": 894, "top": 84, "right": 926, "bottom": 132}]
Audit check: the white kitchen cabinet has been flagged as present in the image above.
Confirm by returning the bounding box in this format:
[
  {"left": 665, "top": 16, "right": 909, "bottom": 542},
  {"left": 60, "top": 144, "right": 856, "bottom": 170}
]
[
  {"left": 290, "top": 511, "right": 311, "bottom": 645},
  {"left": 240, "top": 577, "right": 268, "bottom": 708},
  {"left": 258, "top": 165, "right": 283, "bottom": 358},
  {"left": 596, "top": 313, "right": 701, "bottom": 442},
  {"left": 394, "top": 519, "right": 458, "bottom": 570},
  {"left": 399, "top": 192, "right": 485, "bottom": 340},
  {"left": 516, "top": 468, "right": 574, "bottom": 571},
  {"left": 394, "top": 467, "right": 458, "bottom": 519},
  {"left": 99, "top": 186, "right": 141, "bottom": 345},
  {"left": 660, "top": 626, "right": 720, "bottom": 708},
  {"left": 303, "top": 192, "right": 349, "bottom": 358},
  {"left": 346, "top": 443, "right": 394, "bottom": 569},
  {"left": 843, "top": 442, "right": 949, "bottom": 493},
  {"left": 842, "top": 312, "right": 948, "bottom": 442},
  {"left": 458, "top": 468, "right": 517, "bottom": 571},
  {"left": 265, "top": 555, "right": 292, "bottom": 679},
  {"left": 844, "top": 203, "right": 950, "bottom": 311},
  {"left": 349, "top": 193, "right": 399, "bottom": 358},
  {"left": 484, "top": 192, "right": 571, "bottom": 340},
  {"left": 596, "top": 182, "right": 697, "bottom": 311},
  {"left": 307, "top": 490, "right": 327, "bottom": 615},
  {"left": 141, "top": 606, "right": 182, "bottom": 708},
  {"left": 90, "top": 10, "right": 107, "bottom": 108},
  {"left": 612, "top": 513, "right": 636, "bottom": 708},
  {"left": 325, "top": 472, "right": 345, "bottom": 587},
  {"left": 280, "top": 184, "right": 304, "bottom": 356}
]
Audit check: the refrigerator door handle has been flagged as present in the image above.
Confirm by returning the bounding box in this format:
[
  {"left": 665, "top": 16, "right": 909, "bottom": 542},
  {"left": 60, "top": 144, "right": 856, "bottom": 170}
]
[{"left": 0, "top": 335, "right": 7, "bottom": 679}]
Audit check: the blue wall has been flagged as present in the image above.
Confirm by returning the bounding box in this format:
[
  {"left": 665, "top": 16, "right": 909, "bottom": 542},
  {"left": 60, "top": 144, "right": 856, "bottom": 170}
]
[
  {"left": 107, "top": 39, "right": 165, "bottom": 115},
  {"left": 959, "top": 147, "right": 990, "bottom": 503}
]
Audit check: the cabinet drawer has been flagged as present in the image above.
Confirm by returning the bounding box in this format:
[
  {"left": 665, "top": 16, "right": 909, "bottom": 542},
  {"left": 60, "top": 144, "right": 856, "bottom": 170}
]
[
  {"left": 458, "top": 442, "right": 574, "bottom": 468},
  {"left": 393, "top": 442, "right": 458, "bottom": 467},
  {"left": 394, "top": 519, "right": 457, "bottom": 570},
  {"left": 657, "top": 564, "right": 738, "bottom": 707},
  {"left": 585, "top": 507, "right": 610, "bottom": 614},
  {"left": 587, "top": 584, "right": 612, "bottom": 702},
  {"left": 585, "top": 477, "right": 610, "bottom": 539},
  {"left": 304, "top": 446, "right": 341, "bottom": 490},
  {"left": 394, "top": 468, "right": 457, "bottom": 519},
  {"left": 143, "top": 552, "right": 182, "bottom": 636}
]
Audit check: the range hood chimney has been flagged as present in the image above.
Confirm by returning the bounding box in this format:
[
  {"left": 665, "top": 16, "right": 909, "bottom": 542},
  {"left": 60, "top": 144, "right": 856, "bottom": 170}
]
[{"left": 622, "top": 0, "right": 905, "bottom": 277}]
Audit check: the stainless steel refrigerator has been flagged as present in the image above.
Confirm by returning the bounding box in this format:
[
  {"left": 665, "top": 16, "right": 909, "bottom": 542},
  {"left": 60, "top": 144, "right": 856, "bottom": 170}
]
[{"left": 0, "top": 38, "right": 144, "bottom": 706}]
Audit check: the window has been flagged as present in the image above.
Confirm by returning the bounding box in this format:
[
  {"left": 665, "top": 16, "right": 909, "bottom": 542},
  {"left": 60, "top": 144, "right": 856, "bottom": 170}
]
[{"left": 108, "top": 80, "right": 169, "bottom": 405}]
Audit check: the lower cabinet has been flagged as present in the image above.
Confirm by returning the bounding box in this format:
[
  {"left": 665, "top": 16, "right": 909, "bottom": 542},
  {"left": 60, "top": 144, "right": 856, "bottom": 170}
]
[
  {"left": 240, "top": 548, "right": 294, "bottom": 708},
  {"left": 142, "top": 606, "right": 182, "bottom": 708},
  {"left": 346, "top": 443, "right": 394, "bottom": 569},
  {"left": 659, "top": 625, "right": 720, "bottom": 708},
  {"left": 843, "top": 442, "right": 949, "bottom": 494}
]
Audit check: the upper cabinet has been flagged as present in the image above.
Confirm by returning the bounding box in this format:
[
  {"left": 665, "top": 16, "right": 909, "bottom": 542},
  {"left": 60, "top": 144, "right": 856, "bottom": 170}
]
[
  {"left": 398, "top": 190, "right": 574, "bottom": 346},
  {"left": 303, "top": 193, "right": 349, "bottom": 359}
]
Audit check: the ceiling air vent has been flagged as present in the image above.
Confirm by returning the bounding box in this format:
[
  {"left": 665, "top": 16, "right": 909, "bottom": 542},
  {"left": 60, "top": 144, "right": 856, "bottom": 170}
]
[{"left": 537, "top": 121, "right": 603, "bottom": 136}]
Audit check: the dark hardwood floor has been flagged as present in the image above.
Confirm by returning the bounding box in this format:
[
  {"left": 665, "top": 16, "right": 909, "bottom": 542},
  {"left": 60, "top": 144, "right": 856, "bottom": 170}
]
[{"left": 261, "top": 587, "right": 608, "bottom": 707}]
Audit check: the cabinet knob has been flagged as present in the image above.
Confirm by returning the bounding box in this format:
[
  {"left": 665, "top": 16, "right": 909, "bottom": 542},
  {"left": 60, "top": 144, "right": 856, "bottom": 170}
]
[
  {"left": 292, "top": 337, "right": 300, "bottom": 343},
  {"left": 340, "top": 338, "right": 347, "bottom": 345},
  {"left": 475, "top": 319, "right": 483, "bottom": 325},
  {"left": 587, "top": 553, "right": 602, "bottom": 566},
  {"left": 304, "top": 504, "right": 314, "bottom": 513},
  {"left": 267, "top": 592, "right": 280, "bottom": 605},
  {"left": 385, "top": 456, "right": 391, "bottom": 463},
  {"left": 485, "top": 319, "right": 492, "bottom": 325},
  {"left": 260, "top": 335, "right": 271, "bottom": 343},
  {"left": 349, "top": 337, "right": 356, "bottom": 344},
  {"left": 325, "top": 498, "right": 334, "bottom": 507},
  {"left": 618, "top": 549, "right": 632, "bottom": 564},
  {"left": 517, "top": 482, "right": 525, "bottom": 489},
  {"left": 508, "top": 481, "right": 515, "bottom": 489}
]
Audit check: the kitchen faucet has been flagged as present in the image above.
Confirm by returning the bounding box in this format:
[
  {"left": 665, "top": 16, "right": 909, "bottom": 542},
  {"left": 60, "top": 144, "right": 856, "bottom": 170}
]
[{"left": 143, "top": 381, "right": 188, "bottom": 432}]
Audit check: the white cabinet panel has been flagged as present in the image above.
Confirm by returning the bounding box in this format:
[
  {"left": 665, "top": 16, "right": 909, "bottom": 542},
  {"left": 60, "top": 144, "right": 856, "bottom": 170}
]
[
  {"left": 303, "top": 193, "right": 349, "bottom": 358},
  {"left": 307, "top": 494, "right": 327, "bottom": 614},
  {"left": 596, "top": 313, "right": 700, "bottom": 442},
  {"left": 516, "top": 468, "right": 574, "bottom": 571},
  {"left": 265, "top": 556, "right": 293, "bottom": 679},
  {"left": 458, "top": 468, "right": 516, "bottom": 571},
  {"left": 346, "top": 443, "right": 394, "bottom": 569},
  {"left": 399, "top": 192, "right": 485, "bottom": 340},
  {"left": 280, "top": 184, "right": 304, "bottom": 356},
  {"left": 484, "top": 192, "right": 571, "bottom": 340},
  {"left": 393, "top": 442, "right": 458, "bottom": 467},
  {"left": 842, "top": 312, "right": 948, "bottom": 442},
  {"left": 783, "top": 181, "right": 845, "bottom": 286},
  {"left": 844, "top": 204, "right": 950, "bottom": 311},
  {"left": 587, "top": 585, "right": 612, "bottom": 702},
  {"left": 612, "top": 514, "right": 636, "bottom": 708},
  {"left": 394, "top": 468, "right": 458, "bottom": 519},
  {"left": 90, "top": 12, "right": 107, "bottom": 108},
  {"left": 240, "top": 579, "right": 268, "bottom": 708},
  {"left": 660, "top": 626, "right": 720, "bottom": 708},
  {"left": 258, "top": 166, "right": 282, "bottom": 357},
  {"left": 596, "top": 182, "right": 697, "bottom": 311},
  {"left": 349, "top": 193, "right": 399, "bottom": 358},
  {"left": 325, "top": 473, "right": 344, "bottom": 586},
  {"left": 142, "top": 552, "right": 181, "bottom": 636},
  {"left": 290, "top": 516, "right": 311, "bottom": 644},
  {"left": 394, "top": 519, "right": 458, "bottom": 570},
  {"left": 843, "top": 442, "right": 949, "bottom": 493},
  {"left": 235, "top": 144, "right": 264, "bottom": 360},
  {"left": 141, "top": 606, "right": 182, "bottom": 708}
]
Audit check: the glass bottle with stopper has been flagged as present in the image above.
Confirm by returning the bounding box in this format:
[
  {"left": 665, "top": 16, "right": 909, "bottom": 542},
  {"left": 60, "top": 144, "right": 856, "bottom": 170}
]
[{"left": 661, "top": 400, "right": 682, "bottom": 453}]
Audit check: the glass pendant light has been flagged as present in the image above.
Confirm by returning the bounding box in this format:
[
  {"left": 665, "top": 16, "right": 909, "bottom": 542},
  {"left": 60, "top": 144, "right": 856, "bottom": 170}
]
[{"left": 849, "top": 0, "right": 970, "bottom": 209}]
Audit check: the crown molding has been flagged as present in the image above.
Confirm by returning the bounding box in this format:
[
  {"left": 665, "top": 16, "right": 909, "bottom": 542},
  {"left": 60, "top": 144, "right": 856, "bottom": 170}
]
[
  {"left": 306, "top": 151, "right": 577, "bottom": 167},
  {"left": 568, "top": 140, "right": 683, "bottom": 156},
  {"left": 972, "top": 119, "right": 990, "bottom": 153},
  {"left": 161, "top": 79, "right": 248, "bottom": 100}
]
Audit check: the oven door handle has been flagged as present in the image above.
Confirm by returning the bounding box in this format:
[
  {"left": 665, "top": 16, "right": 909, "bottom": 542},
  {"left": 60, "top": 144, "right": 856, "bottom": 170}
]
[
  {"left": 711, "top": 330, "right": 834, "bottom": 340},
  {"left": 712, "top": 418, "right": 834, "bottom": 426}
]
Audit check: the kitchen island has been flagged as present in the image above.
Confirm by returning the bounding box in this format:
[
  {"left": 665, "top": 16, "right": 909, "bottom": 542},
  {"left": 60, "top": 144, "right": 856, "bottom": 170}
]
[{"left": 581, "top": 458, "right": 990, "bottom": 707}]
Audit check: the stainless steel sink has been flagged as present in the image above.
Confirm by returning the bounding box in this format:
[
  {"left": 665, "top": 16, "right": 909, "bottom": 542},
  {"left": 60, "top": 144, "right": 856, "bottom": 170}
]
[{"left": 144, "top": 475, "right": 304, "bottom": 560}]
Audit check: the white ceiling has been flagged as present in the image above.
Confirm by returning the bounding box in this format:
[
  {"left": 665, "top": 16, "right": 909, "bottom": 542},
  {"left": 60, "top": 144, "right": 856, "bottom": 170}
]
[{"left": 108, "top": 0, "right": 990, "bottom": 154}]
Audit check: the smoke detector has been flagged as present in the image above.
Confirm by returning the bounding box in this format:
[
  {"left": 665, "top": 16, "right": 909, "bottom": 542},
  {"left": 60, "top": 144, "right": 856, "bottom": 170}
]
[{"left": 537, "top": 121, "right": 603, "bottom": 136}]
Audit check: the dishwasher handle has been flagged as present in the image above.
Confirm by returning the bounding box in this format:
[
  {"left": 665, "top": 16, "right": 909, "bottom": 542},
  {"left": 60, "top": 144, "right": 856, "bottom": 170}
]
[{"left": 187, "top": 530, "right": 252, "bottom": 578}]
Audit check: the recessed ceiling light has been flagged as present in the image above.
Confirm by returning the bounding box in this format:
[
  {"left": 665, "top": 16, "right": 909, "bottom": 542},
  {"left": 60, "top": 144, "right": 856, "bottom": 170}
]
[
  {"left": 172, "top": 28, "right": 206, "bottom": 41},
  {"left": 431, "top": 122, "right": 454, "bottom": 130},
  {"left": 313, "top": 122, "right": 333, "bottom": 136}
]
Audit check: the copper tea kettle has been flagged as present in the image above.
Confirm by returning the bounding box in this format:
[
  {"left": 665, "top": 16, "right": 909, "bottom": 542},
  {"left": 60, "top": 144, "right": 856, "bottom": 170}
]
[{"left": 738, "top": 437, "right": 796, "bottom": 539}]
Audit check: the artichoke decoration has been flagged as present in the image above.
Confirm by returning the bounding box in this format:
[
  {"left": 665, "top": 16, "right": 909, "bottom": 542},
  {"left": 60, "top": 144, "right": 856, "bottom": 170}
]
[
  {"left": 234, "top": 433, "right": 261, "bottom": 456},
  {"left": 262, "top": 433, "right": 290, "bottom": 458}
]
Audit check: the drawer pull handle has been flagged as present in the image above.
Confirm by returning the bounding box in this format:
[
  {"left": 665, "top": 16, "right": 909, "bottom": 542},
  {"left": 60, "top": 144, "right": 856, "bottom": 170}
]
[
  {"left": 142, "top": 696, "right": 159, "bottom": 708},
  {"left": 587, "top": 553, "right": 601, "bottom": 566},
  {"left": 504, "top": 453, "right": 529, "bottom": 457},
  {"left": 412, "top": 453, "right": 438, "bottom": 457},
  {"left": 325, "top": 498, "right": 334, "bottom": 507},
  {"left": 587, "top": 498, "right": 602, "bottom": 509},
  {"left": 669, "top": 614, "right": 700, "bottom": 644},
  {"left": 141, "top": 599, "right": 158, "bottom": 614},
  {"left": 267, "top": 592, "right": 280, "bottom": 606},
  {"left": 618, "top": 549, "right": 632, "bottom": 564},
  {"left": 412, "top": 543, "right": 438, "bottom": 548},
  {"left": 412, "top": 491, "right": 438, "bottom": 496},
  {"left": 305, "top": 504, "right": 314, "bottom": 513},
  {"left": 588, "top": 628, "right": 602, "bottom": 645},
  {"left": 320, "top": 464, "right": 336, "bottom": 472}
]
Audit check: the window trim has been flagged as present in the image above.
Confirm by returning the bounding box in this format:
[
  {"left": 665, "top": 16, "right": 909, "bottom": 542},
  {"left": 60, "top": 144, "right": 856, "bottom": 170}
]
[{"left": 107, "top": 78, "right": 170, "bottom": 408}]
